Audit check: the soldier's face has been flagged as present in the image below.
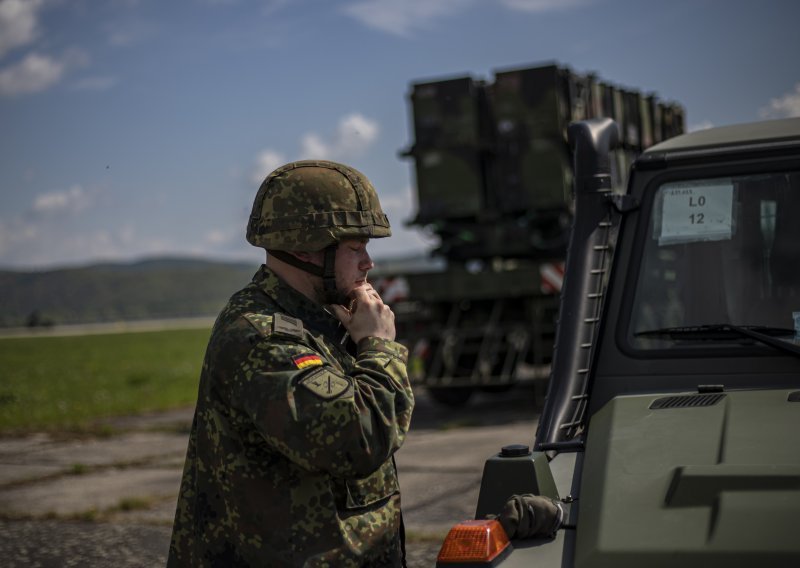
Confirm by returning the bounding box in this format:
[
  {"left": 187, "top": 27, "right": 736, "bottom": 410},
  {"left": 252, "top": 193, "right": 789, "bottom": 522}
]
[{"left": 334, "top": 238, "right": 374, "bottom": 300}]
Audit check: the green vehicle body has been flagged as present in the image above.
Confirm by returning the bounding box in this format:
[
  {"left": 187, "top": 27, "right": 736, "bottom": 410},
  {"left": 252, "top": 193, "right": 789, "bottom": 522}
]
[
  {"left": 463, "top": 117, "right": 800, "bottom": 566},
  {"left": 374, "top": 63, "right": 684, "bottom": 406}
]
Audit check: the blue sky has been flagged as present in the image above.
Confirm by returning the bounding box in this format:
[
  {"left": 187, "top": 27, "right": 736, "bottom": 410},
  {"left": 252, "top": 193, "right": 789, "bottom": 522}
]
[{"left": 1, "top": 0, "right": 798, "bottom": 270}]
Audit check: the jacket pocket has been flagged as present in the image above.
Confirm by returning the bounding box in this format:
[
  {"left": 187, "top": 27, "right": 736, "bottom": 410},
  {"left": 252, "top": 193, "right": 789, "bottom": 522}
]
[{"left": 344, "top": 460, "right": 399, "bottom": 509}]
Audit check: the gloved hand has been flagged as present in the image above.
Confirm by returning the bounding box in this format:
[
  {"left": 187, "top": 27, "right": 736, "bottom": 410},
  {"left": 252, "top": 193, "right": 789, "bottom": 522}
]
[{"left": 490, "top": 494, "right": 564, "bottom": 539}]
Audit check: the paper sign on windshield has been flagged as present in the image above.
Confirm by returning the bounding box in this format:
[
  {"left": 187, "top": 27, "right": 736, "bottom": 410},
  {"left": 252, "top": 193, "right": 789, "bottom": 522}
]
[{"left": 659, "top": 182, "right": 734, "bottom": 245}]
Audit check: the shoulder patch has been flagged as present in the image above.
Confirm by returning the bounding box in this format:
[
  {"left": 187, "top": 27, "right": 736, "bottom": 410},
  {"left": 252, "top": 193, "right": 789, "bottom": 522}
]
[
  {"left": 273, "top": 313, "right": 304, "bottom": 338},
  {"left": 242, "top": 313, "right": 274, "bottom": 337},
  {"left": 299, "top": 368, "right": 351, "bottom": 400}
]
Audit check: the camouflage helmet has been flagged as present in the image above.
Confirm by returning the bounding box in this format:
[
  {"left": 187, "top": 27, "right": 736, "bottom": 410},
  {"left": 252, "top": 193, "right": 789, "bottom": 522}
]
[{"left": 247, "top": 160, "right": 391, "bottom": 252}]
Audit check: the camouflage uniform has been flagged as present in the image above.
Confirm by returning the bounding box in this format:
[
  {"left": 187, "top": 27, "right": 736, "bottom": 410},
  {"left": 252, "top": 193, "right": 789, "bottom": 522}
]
[{"left": 169, "top": 161, "right": 414, "bottom": 567}]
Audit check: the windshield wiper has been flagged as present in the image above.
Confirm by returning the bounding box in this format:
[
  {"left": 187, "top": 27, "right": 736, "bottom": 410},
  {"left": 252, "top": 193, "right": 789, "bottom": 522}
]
[{"left": 635, "top": 324, "right": 800, "bottom": 358}]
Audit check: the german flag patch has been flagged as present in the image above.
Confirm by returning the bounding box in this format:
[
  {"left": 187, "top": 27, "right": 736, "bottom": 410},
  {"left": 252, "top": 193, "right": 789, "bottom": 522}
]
[{"left": 294, "top": 354, "right": 323, "bottom": 370}]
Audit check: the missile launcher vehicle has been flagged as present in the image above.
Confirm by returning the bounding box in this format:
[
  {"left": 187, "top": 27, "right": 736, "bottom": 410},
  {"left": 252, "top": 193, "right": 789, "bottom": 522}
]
[{"left": 374, "top": 63, "right": 684, "bottom": 406}]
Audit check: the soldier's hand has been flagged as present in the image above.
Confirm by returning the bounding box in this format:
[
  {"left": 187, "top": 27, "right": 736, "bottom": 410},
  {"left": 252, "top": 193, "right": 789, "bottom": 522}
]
[
  {"left": 490, "top": 494, "right": 564, "bottom": 540},
  {"left": 329, "top": 284, "right": 396, "bottom": 344}
]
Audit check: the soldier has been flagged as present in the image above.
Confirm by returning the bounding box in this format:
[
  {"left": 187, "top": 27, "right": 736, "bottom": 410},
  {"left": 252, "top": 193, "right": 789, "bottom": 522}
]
[{"left": 168, "top": 160, "right": 415, "bottom": 567}]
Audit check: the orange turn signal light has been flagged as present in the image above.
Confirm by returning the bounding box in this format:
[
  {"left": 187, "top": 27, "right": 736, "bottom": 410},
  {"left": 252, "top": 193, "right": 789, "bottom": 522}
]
[{"left": 436, "top": 519, "right": 512, "bottom": 566}]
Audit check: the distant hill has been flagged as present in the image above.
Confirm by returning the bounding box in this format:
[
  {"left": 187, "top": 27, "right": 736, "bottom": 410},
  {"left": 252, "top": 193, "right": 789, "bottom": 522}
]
[{"left": 0, "top": 257, "right": 260, "bottom": 328}]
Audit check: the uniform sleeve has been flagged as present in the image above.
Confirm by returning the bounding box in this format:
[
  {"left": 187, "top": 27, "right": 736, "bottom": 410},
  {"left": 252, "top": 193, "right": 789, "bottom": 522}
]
[{"left": 231, "top": 333, "right": 414, "bottom": 478}]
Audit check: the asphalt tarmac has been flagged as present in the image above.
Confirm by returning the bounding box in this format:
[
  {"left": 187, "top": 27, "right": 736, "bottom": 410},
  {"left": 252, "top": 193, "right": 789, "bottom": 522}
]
[{"left": 0, "top": 387, "right": 542, "bottom": 567}]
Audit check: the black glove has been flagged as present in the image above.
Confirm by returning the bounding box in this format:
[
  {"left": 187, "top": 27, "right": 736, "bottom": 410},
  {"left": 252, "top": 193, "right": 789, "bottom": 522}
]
[{"left": 491, "top": 494, "right": 564, "bottom": 539}]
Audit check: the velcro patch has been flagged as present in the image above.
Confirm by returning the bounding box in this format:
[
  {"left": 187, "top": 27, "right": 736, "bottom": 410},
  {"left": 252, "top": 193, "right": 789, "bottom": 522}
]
[
  {"left": 273, "top": 313, "right": 304, "bottom": 338},
  {"left": 243, "top": 313, "right": 273, "bottom": 337},
  {"left": 299, "top": 368, "right": 351, "bottom": 400},
  {"left": 294, "top": 354, "right": 323, "bottom": 369}
]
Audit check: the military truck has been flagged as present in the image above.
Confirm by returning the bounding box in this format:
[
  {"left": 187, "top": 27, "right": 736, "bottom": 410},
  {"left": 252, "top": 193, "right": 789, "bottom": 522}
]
[
  {"left": 435, "top": 117, "right": 800, "bottom": 566},
  {"left": 373, "top": 62, "right": 685, "bottom": 406}
]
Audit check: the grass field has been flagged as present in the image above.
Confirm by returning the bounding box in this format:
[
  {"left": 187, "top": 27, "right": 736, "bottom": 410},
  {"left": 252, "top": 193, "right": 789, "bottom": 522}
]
[{"left": 0, "top": 328, "right": 211, "bottom": 434}]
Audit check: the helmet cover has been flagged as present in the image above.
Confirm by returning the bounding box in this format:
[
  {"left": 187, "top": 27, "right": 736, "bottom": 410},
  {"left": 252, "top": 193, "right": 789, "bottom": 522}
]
[{"left": 247, "top": 160, "right": 391, "bottom": 251}]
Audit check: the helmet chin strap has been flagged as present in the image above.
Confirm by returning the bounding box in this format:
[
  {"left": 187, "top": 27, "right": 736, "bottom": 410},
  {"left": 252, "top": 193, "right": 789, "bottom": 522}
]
[
  {"left": 268, "top": 245, "right": 345, "bottom": 305},
  {"left": 320, "top": 245, "right": 344, "bottom": 305}
]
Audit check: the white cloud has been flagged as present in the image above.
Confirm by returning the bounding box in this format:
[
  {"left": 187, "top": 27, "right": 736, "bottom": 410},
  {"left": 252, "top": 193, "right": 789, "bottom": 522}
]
[
  {"left": 0, "top": 49, "right": 88, "bottom": 96},
  {"left": 106, "top": 19, "right": 155, "bottom": 47},
  {"left": 205, "top": 229, "right": 232, "bottom": 246},
  {"left": 108, "top": 30, "right": 136, "bottom": 47},
  {"left": 0, "top": 212, "right": 207, "bottom": 269},
  {"left": 342, "top": 0, "right": 587, "bottom": 36},
  {"left": 259, "top": 0, "right": 291, "bottom": 16},
  {"left": 49, "top": 230, "right": 173, "bottom": 265},
  {"left": 33, "top": 185, "right": 92, "bottom": 214},
  {"left": 0, "top": 218, "right": 38, "bottom": 257},
  {"left": 688, "top": 120, "right": 714, "bottom": 132},
  {"left": 301, "top": 113, "right": 379, "bottom": 160},
  {"left": 342, "top": 0, "right": 472, "bottom": 37},
  {"left": 0, "top": 0, "right": 44, "bottom": 58},
  {"left": 334, "top": 113, "right": 379, "bottom": 156},
  {"left": 118, "top": 225, "right": 136, "bottom": 245},
  {"left": 0, "top": 225, "right": 177, "bottom": 268},
  {"left": 251, "top": 113, "right": 380, "bottom": 184},
  {"left": 0, "top": 52, "right": 64, "bottom": 95},
  {"left": 70, "top": 75, "right": 118, "bottom": 92},
  {"left": 300, "top": 133, "right": 329, "bottom": 159},
  {"left": 758, "top": 83, "right": 800, "bottom": 120},
  {"left": 498, "top": 0, "right": 591, "bottom": 12},
  {"left": 251, "top": 149, "right": 286, "bottom": 185}
]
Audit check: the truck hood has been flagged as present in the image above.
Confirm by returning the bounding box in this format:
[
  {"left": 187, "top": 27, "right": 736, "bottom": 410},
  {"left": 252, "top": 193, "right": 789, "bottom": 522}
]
[{"left": 575, "top": 388, "right": 800, "bottom": 567}]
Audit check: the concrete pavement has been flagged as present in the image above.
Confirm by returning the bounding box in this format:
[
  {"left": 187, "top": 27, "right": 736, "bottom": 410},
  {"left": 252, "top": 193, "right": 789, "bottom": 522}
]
[{"left": 0, "top": 388, "right": 541, "bottom": 566}]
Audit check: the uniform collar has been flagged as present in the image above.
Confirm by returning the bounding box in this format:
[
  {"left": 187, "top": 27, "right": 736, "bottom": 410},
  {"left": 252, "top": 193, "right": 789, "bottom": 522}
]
[{"left": 252, "top": 265, "right": 343, "bottom": 339}]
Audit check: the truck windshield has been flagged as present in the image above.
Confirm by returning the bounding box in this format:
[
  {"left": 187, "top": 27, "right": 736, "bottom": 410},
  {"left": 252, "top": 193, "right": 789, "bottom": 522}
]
[{"left": 629, "top": 170, "right": 800, "bottom": 351}]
